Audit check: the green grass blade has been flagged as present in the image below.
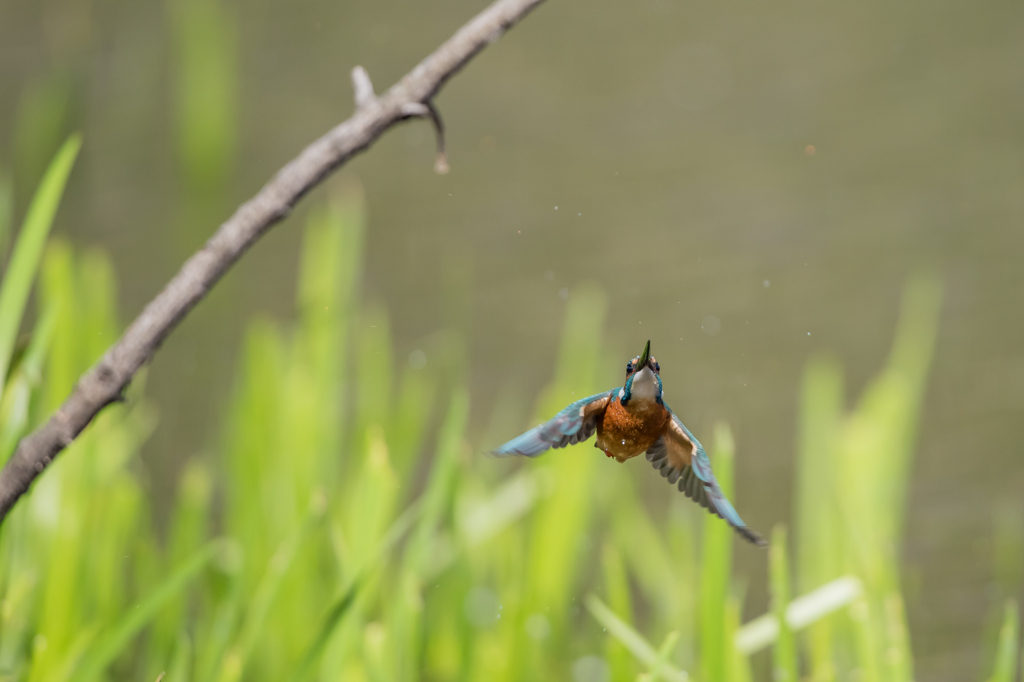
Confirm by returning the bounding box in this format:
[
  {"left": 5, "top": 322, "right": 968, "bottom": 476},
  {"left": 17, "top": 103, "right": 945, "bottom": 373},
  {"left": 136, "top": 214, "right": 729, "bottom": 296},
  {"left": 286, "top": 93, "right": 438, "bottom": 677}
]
[
  {"left": 74, "top": 540, "right": 224, "bottom": 682},
  {"left": 0, "top": 134, "right": 80, "bottom": 391},
  {"left": 289, "top": 500, "right": 423, "bottom": 682},
  {"left": 169, "top": 0, "right": 237, "bottom": 193},
  {"left": 507, "top": 283, "right": 607, "bottom": 681},
  {"left": 386, "top": 390, "right": 469, "bottom": 682},
  {"left": 724, "top": 593, "right": 752, "bottom": 682},
  {"left": 700, "top": 422, "right": 736, "bottom": 682},
  {"left": 404, "top": 387, "right": 469, "bottom": 575},
  {"left": 196, "top": 569, "right": 245, "bottom": 682},
  {"left": 650, "top": 631, "right": 681, "bottom": 682},
  {"left": 153, "top": 459, "right": 214, "bottom": 654},
  {"left": 795, "top": 356, "right": 843, "bottom": 682},
  {"left": 884, "top": 592, "right": 913, "bottom": 682},
  {"left": 985, "top": 600, "right": 1019, "bottom": 682},
  {"left": 165, "top": 632, "right": 193, "bottom": 682},
  {"left": 217, "top": 499, "right": 325, "bottom": 682},
  {"left": 584, "top": 594, "right": 688, "bottom": 682},
  {"left": 848, "top": 598, "right": 882, "bottom": 682},
  {"left": 770, "top": 525, "right": 797, "bottom": 682},
  {"left": 601, "top": 541, "right": 636, "bottom": 682},
  {"left": 735, "top": 576, "right": 863, "bottom": 654},
  {"left": 352, "top": 304, "right": 394, "bottom": 445},
  {"left": 0, "top": 303, "right": 56, "bottom": 464},
  {"left": 49, "top": 625, "right": 100, "bottom": 682},
  {"left": 289, "top": 580, "right": 361, "bottom": 682},
  {"left": 0, "top": 568, "right": 35, "bottom": 668}
]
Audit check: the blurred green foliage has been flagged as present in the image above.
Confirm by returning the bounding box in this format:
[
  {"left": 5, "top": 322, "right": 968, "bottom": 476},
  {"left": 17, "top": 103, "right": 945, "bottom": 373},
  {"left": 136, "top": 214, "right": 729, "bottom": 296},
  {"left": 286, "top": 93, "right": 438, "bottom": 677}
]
[
  {"left": 168, "top": 0, "right": 237, "bottom": 198},
  {"left": 0, "top": 141, "right": 1020, "bottom": 682}
]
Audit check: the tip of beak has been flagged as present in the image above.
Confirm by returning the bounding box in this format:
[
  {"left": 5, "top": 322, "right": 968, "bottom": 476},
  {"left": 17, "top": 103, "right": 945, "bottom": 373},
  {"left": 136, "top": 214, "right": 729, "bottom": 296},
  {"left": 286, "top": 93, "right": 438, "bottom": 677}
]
[{"left": 637, "top": 339, "right": 651, "bottom": 368}]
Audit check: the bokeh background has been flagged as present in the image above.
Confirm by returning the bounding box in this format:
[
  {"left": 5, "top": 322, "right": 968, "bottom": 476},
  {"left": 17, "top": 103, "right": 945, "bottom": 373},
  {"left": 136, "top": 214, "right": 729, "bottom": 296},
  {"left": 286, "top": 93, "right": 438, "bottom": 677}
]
[{"left": 1, "top": 0, "right": 1023, "bottom": 680}]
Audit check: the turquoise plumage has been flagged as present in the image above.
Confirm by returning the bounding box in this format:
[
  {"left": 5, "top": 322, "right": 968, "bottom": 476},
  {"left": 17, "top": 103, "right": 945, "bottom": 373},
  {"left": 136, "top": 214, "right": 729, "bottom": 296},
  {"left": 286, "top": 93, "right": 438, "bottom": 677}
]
[{"left": 492, "top": 340, "right": 765, "bottom": 546}]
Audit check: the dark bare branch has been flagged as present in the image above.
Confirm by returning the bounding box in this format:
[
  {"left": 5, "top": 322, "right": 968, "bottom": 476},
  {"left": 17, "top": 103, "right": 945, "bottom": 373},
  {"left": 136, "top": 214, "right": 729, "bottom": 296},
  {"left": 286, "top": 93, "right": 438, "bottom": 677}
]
[{"left": 0, "top": 0, "right": 548, "bottom": 523}]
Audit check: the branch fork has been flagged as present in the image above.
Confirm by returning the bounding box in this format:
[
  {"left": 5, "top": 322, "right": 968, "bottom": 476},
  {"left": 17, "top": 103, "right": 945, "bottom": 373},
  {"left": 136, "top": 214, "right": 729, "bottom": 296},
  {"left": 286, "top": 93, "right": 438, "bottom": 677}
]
[{"left": 352, "top": 66, "right": 449, "bottom": 175}]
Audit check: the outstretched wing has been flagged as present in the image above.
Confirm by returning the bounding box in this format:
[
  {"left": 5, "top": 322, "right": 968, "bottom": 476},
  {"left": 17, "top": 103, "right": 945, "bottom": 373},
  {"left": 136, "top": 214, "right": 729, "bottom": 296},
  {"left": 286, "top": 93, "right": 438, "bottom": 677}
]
[
  {"left": 645, "top": 407, "right": 765, "bottom": 546},
  {"left": 491, "top": 390, "right": 614, "bottom": 458}
]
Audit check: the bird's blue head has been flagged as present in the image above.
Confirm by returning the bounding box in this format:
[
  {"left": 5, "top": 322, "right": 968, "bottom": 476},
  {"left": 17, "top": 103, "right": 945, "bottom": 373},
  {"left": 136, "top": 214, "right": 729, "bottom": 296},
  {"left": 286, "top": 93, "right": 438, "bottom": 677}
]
[{"left": 621, "top": 339, "right": 662, "bottom": 406}]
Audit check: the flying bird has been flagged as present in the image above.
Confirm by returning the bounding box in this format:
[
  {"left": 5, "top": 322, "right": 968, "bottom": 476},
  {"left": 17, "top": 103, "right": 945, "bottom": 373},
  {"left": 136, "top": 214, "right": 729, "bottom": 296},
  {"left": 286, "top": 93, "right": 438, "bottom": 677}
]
[{"left": 492, "top": 340, "right": 765, "bottom": 546}]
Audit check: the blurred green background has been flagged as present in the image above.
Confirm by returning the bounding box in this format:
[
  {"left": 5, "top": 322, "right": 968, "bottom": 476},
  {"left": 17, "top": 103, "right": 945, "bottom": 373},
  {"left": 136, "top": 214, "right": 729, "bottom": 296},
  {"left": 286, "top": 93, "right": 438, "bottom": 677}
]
[{"left": 1, "top": 0, "right": 1022, "bottom": 680}]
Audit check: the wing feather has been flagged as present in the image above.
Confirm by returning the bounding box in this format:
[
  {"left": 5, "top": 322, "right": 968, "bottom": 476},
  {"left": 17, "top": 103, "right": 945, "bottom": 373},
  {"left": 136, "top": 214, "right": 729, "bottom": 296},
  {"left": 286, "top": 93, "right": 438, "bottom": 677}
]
[
  {"left": 644, "top": 406, "right": 766, "bottom": 546},
  {"left": 491, "top": 391, "right": 613, "bottom": 458}
]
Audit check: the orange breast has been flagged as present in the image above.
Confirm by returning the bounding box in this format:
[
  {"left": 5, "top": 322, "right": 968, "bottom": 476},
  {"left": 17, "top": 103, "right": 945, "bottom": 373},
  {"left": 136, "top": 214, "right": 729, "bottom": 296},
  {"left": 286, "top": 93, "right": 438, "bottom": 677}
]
[{"left": 595, "top": 397, "right": 670, "bottom": 462}]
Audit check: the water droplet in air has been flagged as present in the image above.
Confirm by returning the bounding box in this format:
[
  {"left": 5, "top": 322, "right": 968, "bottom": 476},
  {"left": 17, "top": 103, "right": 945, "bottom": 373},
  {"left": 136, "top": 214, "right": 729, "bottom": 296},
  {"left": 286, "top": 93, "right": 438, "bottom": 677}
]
[{"left": 763, "top": 279, "right": 770, "bottom": 288}]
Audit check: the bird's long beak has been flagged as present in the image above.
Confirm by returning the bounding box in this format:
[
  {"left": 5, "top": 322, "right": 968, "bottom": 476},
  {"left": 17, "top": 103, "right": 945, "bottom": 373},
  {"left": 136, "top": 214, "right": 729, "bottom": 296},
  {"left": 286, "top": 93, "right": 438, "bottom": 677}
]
[{"left": 636, "top": 339, "right": 651, "bottom": 371}]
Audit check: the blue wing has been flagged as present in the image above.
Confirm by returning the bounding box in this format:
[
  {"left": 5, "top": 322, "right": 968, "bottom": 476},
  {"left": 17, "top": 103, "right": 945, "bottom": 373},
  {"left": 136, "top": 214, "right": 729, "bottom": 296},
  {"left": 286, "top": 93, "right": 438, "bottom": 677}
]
[
  {"left": 646, "top": 405, "right": 766, "bottom": 546},
  {"left": 491, "top": 390, "right": 615, "bottom": 458}
]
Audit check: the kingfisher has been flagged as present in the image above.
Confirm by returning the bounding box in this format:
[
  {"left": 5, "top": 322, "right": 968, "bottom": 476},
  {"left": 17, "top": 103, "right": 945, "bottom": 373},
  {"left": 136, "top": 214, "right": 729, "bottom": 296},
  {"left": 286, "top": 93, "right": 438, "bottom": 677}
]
[{"left": 492, "top": 340, "right": 765, "bottom": 546}]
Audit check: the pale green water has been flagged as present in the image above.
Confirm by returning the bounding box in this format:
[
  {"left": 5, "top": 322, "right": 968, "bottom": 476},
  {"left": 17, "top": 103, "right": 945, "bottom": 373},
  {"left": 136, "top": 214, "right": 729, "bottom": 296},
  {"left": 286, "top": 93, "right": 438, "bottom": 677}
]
[{"left": 2, "top": 0, "right": 1023, "bottom": 678}]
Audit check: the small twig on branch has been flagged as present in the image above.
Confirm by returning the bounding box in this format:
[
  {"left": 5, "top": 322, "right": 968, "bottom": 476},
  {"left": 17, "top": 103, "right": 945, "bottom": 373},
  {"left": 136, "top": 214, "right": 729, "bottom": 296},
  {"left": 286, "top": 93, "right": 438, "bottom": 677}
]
[
  {"left": 0, "top": 0, "right": 547, "bottom": 524},
  {"left": 351, "top": 66, "right": 377, "bottom": 111}
]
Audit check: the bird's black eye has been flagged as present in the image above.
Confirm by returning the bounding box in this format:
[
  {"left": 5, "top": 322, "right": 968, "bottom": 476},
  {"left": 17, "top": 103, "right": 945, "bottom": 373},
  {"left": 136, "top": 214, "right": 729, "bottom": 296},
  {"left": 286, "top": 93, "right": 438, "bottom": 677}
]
[
  {"left": 626, "top": 363, "right": 633, "bottom": 374},
  {"left": 654, "top": 361, "right": 660, "bottom": 372}
]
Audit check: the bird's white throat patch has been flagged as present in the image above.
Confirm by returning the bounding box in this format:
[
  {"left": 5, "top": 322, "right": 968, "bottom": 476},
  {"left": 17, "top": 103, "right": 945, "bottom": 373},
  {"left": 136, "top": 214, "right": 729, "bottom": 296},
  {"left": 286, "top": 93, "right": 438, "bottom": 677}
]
[{"left": 629, "top": 367, "right": 660, "bottom": 403}]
